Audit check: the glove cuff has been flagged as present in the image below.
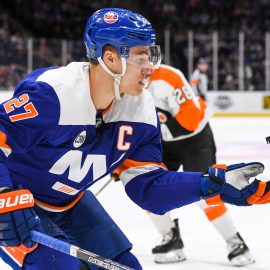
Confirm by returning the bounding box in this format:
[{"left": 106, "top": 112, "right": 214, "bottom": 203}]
[
  {"left": 200, "top": 176, "right": 210, "bottom": 198},
  {"left": 208, "top": 167, "right": 225, "bottom": 184}
]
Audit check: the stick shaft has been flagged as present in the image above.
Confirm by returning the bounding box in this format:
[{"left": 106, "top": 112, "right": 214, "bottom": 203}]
[
  {"left": 94, "top": 178, "right": 112, "bottom": 196},
  {"left": 30, "top": 230, "right": 134, "bottom": 270}
]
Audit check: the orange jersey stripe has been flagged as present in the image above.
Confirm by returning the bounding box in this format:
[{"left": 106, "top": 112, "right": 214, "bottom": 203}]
[
  {"left": 35, "top": 192, "right": 84, "bottom": 212},
  {"left": 204, "top": 203, "right": 227, "bottom": 221},
  {"left": 116, "top": 158, "right": 167, "bottom": 175},
  {"left": 58, "top": 186, "right": 75, "bottom": 193}
]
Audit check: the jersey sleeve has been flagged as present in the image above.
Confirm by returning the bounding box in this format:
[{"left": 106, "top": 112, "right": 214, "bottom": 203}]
[
  {"left": 116, "top": 124, "right": 202, "bottom": 214},
  {"left": 0, "top": 81, "right": 60, "bottom": 188},
  {"left": 151, "top": 65, "right": 207, "bottom": 139},
  {"left": 165, "top": 70, "right": 207, "bottom": 138}
]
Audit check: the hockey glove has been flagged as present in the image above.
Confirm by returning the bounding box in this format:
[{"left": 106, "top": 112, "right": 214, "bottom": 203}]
[
  {"left": 201, "top": 162, "right": 266, "bottom": 206},
  {"left": 0, "top": 189, "right": 41, "bottom": 247}
]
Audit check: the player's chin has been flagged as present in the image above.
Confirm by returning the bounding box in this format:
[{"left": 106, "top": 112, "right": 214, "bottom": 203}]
[{"left": 127, "top": 84, "right": 144, "bottom": 96}]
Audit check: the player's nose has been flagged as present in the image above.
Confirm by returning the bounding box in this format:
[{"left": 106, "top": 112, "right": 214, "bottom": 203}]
[{"left": 141, "top": 64, "right": 154, "bottom": 77}]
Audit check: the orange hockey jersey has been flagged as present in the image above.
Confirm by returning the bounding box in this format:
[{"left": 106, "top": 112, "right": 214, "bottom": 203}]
[{"left": 148, "top": 64, "right": 212, "bottom": 141}]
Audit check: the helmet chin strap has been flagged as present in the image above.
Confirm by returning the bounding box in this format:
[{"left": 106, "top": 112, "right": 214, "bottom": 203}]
[{"left": 97, "top": 57, "right": 126, "bottom": 100}]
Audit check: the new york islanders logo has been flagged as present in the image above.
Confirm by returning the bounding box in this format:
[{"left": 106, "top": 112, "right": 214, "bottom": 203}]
[{"left": 104, "top": 11, "right": 118, "bottom": 24}]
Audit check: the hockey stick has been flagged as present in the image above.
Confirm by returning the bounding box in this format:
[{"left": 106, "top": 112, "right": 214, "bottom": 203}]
[
  {"left": 94, "top": 178, "right": 112, "bottom": 196},
  {"left": 30, "top": 230, "right": 134, "bottom": 270}
]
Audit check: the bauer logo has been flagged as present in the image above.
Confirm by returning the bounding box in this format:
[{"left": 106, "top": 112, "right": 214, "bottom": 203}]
[
  {"left": 0, "top": 192, "right": 34, "bottom": 213},
  {"left": 73, "top": 131, "right": 86, "bottom": 148},
  {"left": 214, "top": 95, "right": 233, "bottom": 109},
  {"left": 104, "top": 11, "right": 118, "bottom": 24}
]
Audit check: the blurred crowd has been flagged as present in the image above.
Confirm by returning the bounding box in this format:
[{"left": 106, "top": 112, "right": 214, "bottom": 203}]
[
  {"left": 0, "top": 0, "right": 270, "bottom": 90},
  {"left": 141, "top": 0, "right": 269, "bottom": 90}
]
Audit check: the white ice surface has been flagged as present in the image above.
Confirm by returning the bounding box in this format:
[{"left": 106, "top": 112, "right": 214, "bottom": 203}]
[{"left": 1, "top": 117, "right": 270, "bottom": 269}]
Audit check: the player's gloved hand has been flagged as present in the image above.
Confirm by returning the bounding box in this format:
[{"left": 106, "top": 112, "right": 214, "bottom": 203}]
[
  {"left": 201, "top": 162, "right": 267, "bottom": 206},
  {"left": 0, "top": 189, "right": 42, "bottom": 247}
]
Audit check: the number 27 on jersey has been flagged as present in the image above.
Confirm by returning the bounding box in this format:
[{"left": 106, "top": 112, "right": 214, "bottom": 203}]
[{"left": 3, "top": 94, "right": 38, "bottom": 122}]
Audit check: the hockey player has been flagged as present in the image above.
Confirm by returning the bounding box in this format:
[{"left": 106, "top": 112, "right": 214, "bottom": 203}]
[
  {"left": 0, "top": 7, "right": 268, "bottom": 270},
  {"left": 147, "top": 64, "right": 254, "bottom": 266},
  {"left": 190, "top": 58, "right": 209, "bottom": 100}
]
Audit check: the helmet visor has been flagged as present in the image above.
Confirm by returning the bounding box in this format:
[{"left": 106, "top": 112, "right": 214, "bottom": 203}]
[{"left": 126, "top": 45, "right": 161, "bottom": 69}]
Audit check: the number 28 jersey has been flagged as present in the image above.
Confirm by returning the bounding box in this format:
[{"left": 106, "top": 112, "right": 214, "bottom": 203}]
[{"left": 148, "top": 64, "right": 212, "bottom": 141}]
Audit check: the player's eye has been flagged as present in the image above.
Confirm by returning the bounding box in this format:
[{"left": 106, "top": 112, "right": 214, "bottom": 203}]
[{"left": 135, "top": 58, "right": 148, "bottom": 65}]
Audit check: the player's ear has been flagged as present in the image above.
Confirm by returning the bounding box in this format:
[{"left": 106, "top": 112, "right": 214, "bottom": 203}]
[{"left": 102, "top": 46, "right": 121, "bottom": 72}]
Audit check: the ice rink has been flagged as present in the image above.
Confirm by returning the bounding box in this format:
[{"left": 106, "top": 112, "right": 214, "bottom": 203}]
[{"left": 1, "top": 116, "right": 270, "bottom": 270}]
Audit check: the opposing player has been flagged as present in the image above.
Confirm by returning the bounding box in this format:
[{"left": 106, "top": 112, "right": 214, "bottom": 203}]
[
  {"left": 147, "top": 64, "right": 254, "bottom": 266},
  {"left": 0, "top": 8, "right": 268, "bottom": 270}
]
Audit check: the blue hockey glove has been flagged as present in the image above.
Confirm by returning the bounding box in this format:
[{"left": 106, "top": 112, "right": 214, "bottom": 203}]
[
  {"left": 0, "top": 189, "right": 41, "bottom": 247},
  {"left": 201, "top": 162, "right": 266, "bottom": 206}
]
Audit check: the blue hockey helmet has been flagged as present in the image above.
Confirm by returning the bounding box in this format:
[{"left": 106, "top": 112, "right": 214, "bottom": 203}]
[{"left": 84, "top": 8, "right": 159, "bottom": 64}]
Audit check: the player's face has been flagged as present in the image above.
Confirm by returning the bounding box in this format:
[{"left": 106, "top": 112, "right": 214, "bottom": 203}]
[
  {"left": 199, "top": 63, "right": 208, "bottom": 72},
  {"left": 120, "top": 46, "right": 155, "bottom": 96}
]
